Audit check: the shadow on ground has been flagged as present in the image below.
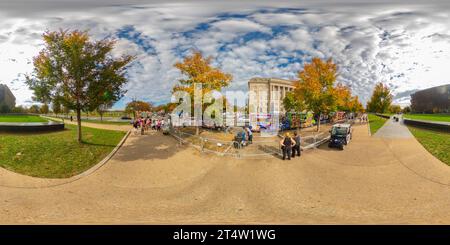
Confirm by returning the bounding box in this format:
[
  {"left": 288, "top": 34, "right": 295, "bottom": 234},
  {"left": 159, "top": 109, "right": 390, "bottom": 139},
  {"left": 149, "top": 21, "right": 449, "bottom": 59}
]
[{"left": 112, "top": 131, "right": 190, "bottom": 161}]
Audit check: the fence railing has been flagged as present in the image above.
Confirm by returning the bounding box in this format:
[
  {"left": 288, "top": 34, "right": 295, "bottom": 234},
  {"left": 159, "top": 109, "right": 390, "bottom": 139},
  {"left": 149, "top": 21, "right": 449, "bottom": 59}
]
[{"left": 168, "top": 126, "right": 331, "bottom": 158}]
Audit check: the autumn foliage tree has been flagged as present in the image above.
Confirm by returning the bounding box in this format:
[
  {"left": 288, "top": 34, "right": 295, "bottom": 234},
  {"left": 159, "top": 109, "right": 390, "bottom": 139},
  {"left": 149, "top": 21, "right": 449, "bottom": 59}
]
[
  {"left": 285, "top": 58, "right": 364, "bottom": 131},
  {"left": 348, "top": 95, "right": 364, "bottom": 113},
  {"left": 125, "top": 100, "right": 152, "bottom": 118},
  {"left": 366, "top": 83, "right": 393, "bottom": 113},
  {"left": 292, "top": 58, "right": 338, "bottom": 131},
  {"left": 26, "top": 30, "right": 134, "bottom": 143},
  {"left": 389, "top": 104, "right": 401, "bottom": 114},
  {"left": 173, "top": 50, "right": 232, "bottom": 101},
  {"left": 335, "top": 83, "right": 352, "bottom": 111},
  {"left": 173, "top": 50, "right": 232, "bottom": 134},
  {"left": 335, "top": 84, "right": 364, "bottom": 112}
]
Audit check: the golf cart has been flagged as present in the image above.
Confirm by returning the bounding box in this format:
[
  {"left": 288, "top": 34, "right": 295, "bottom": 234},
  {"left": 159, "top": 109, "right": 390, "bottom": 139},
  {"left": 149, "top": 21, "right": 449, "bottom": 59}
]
[{"left": 328, "top": 123, "right": 352, "bottom": 150}]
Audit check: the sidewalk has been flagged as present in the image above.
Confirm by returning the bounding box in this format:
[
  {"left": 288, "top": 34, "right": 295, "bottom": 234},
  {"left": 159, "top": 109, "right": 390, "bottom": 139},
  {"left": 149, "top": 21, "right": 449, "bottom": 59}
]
[{"left": 374, "top": 115, "right": 413, "bottom": 139}]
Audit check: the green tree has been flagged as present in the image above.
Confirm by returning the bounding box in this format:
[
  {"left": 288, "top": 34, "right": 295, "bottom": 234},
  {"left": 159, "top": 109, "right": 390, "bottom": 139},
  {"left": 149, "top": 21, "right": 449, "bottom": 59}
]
[
  {"left": 40, "top": 103, "right": 49, "bottom": 114},
  {"left": 402, "top": 106, "right": 411, "bottom": 114},
  {"left": 97, "top": 103, "right": 112, "bottom": 121},
  {"left": 366, "top": 83, "right": 393, "bottom": 113},
  {"left": 29, "top": 105, "right": 40, "bottom": 114},
  {"left": 282, "top": 92, "right": 304, "bottom": 112},
  {"left": 12, "top": 106, "right": 26, "bottom": 113},
  {"left": 0, "top": 103, "right": 11, "bottom": 113},
  {"left": 62, "top": 105, "right": 71, "bottom": 117},
  {"left": 52, "top": 100, "right": 61, "bottom": 117},
  {"left": 26, "top": 30, "right": 134, "bottom": 143}
]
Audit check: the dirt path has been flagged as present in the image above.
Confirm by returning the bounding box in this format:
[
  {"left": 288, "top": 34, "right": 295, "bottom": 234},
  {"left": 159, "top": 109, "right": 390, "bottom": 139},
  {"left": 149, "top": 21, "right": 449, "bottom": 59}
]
[{"left": 1, "top": 123, "right": 450, "bottom": 224}]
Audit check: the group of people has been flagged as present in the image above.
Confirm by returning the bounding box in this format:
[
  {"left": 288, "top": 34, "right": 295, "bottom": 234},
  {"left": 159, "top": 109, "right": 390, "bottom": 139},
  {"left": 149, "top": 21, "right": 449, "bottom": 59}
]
[
  {"left": 359, "top": 113, "right": 369, "bottom": 123},
  {"left": 233, "top": 126, "right": 253, "bottom": 148},
  {"left": 132, "top": 117, "right": 165, "bottom": 135},
  {"left": 280, "top": 131, "right": 301, "bottom": 160}
]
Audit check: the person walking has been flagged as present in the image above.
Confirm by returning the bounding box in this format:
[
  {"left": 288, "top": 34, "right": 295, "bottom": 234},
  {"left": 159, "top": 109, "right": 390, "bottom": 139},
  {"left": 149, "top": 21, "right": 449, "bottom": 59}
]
[
  {"left": 280, "top": 133, "right": 296, "bottom": 160},
  {"left": 292, "top": 131, "right": 301, "bottom": 158},
  {"left": 157, "top": 119, "right": 162, "bottom": 131}
]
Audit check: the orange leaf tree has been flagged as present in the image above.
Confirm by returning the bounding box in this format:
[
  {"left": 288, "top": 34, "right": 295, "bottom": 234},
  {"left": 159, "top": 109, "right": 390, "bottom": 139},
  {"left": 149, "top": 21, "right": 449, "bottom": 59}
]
[
  {"left": 366, "top": 83, "right": 392, "bottom": 113},
  {"left": 335, "top": 83, "right": 364, "bottom": 113},
  {"left": 173, "top": 51, "right": 232, "bottom": 134},
  {"left": 294, "top": 57, "right": 338, "bottom": 131}
]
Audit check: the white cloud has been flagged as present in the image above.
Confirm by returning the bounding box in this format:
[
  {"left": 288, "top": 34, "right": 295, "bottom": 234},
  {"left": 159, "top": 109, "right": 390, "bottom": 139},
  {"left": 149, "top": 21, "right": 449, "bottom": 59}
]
[{"left": 1, "top": 0, "right": 450, "bottom": 108}]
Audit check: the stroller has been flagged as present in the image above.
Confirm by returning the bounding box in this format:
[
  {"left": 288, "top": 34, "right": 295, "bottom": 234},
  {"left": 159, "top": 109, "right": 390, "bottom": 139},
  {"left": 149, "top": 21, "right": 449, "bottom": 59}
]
[{"left": 233, "top": 131, "right": 247, "bottom": 149}]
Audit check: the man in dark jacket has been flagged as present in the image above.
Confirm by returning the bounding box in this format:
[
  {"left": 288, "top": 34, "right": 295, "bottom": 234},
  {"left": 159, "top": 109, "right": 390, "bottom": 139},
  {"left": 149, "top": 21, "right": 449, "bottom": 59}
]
[{"left": 292, "top": 131, "right": 301, "bottom": 158}]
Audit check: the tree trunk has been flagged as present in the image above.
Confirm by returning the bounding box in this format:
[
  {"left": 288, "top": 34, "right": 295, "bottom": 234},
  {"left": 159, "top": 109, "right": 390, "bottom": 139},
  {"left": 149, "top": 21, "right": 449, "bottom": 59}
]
[
  {"left": 76, "top": 107, "right": 82, "bottom": 143},
  {"left": 316, "top": 113, "right": 321, "bottom": 132},
  {"left": 100, "top": 112, "right": 103, "bottom": 121}
]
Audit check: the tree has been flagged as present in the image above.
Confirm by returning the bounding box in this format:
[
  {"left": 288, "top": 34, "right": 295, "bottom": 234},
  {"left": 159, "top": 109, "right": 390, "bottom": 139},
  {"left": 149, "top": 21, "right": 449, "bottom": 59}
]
[
  {"left": 402, "top": 106, "right": 411, "bottom": 114},
  {"left": 29, "top": 105, "right": 40, "bottom": 114},
  {"left": 125, "top": 100, "right": 152, "bottom": 118},
  {"left": 334, "top": 83, "right": 353, "bottom": 111},
  {"left": 0, "top": 103, "right": 11, "bottom": 113},
  {"left": 389, "top": 104, "right": 401, "bottom": 114},
  {"left": 282, "top": 92, "right": 304, "bottom": 112},
  {"left": 26, "top": 29, "right": 134, "bottom": 143},
  {"left": 173, "top": 50, "right": 232, "bottom": 134},
  {"left": 97, "top": 100, "right": 114, "bottom": 121},
  {"left": 292, "top": 57, "right": 338, "bottom": 131},
  {"left": 52, "top": 100, "right": 61, "bottom": 117},
  {"left": 62, "top": 105, "right": 70, "bottom": 117},
  {"left": 366, "top": 83, "right": 393, "bottom": 113},
  {"left": 348, "top": 96, "right": 364, "bottom": 113},
  {"left": 12, "top": 106, "right": 26, "bottom": 113},
  {"left": 40, "top": 103, "right": 49, "bottom": 114}
]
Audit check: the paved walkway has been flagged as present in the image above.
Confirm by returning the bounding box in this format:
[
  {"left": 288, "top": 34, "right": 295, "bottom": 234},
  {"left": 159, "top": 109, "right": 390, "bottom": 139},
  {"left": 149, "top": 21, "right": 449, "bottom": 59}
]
[
  {"left": 374, "top": 115, "right": 413, "bottom": 139},
  {"left": 1, "top": 123, "right": 450, "bottom": 224},
  {"left": 44, "top": 116, "right": 131, "bottom": 132}
]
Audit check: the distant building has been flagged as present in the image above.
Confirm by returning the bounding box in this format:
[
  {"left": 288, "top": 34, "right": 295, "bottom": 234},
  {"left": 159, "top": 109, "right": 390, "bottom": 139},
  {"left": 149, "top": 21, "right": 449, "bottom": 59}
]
[
  {"left": 248, "top": 78, "right": 296, "bottom": 130},
  {"left": 410, "top": 84, "right": 450, "bottom": 113},
  {"left": 0, "top": 84, "right": 16, "bottom": 111},
  {"left": 248, "top": 77, "right": 296, "bottom": 115}
]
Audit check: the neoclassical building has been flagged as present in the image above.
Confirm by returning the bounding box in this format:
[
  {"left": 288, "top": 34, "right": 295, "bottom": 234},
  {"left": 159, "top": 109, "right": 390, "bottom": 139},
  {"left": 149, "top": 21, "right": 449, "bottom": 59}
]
[
  {"left": 0, "top": 84, "right": 16, "bottom": 110},
  {"left": 248, "top": 77, "right": 296, "bottom": 115}
]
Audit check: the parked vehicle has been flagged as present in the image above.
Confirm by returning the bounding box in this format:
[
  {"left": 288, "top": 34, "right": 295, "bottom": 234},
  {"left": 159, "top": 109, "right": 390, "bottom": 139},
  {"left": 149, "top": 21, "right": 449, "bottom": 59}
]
[{"left": 328, "top": 123, "right": 353, "bottom": 150}]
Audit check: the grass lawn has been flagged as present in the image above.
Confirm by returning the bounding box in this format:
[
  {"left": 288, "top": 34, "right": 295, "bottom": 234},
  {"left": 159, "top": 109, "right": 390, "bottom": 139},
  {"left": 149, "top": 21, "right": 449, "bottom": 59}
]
[
  {"left": 368, "top": 114, "right": 388, "bottom": 135},
  {"left": 0, "top": 124, "right": 126, "bottom": 178},
  {"left": 0, "top": 114, "right": 48, "bottom": 123},
  {"left": 408, "top": 126, "right": 450, "bottom": 165},
  {"left": 404, "top": 114, "right": 450, "bottom": 123}
]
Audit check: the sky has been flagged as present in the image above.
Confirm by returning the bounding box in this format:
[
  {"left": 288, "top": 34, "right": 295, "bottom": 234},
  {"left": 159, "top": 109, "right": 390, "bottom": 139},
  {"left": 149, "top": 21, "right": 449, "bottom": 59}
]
[{"left": 1, "top": 0, "right": 450, "bottom": 109}]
